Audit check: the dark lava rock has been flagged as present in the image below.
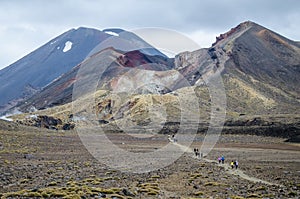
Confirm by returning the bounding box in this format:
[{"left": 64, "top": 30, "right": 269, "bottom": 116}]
[
  {"left": 285, "top": 135, "right": 300, "bottom": 143},
  {"left": 62, "top": 123, "right": 75, "bottom": 130},
  {"left": 24, "top": 154, "right": 34, "bottom": 160},
  {"left": 98, "top": 120, "right": 109, "bottom": 124},
  {"left": 99, "top": 193, "right": 106, "bottom": 198},
  {"left": 37, "top": 115, "right": 62, "bottom": 128},
  {"left": 122, "top": 188, "right": 135, "bottom": 196}
]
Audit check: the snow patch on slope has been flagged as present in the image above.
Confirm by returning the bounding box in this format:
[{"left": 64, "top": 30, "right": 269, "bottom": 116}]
[
  {"left": 104, "top": 31, "right": 119, "bottom": 37},
  {"left": 63, "top": 41, "right": 73, "bottom": 52},
  {"left": 50, "top": 40, "right": 57, "bottom": 45}
]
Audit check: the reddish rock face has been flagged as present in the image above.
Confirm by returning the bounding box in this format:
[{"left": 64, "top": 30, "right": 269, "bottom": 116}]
[
  {"left": 117, "top": 50, "right": 150, "bottom": 68},
  {"left": 212, "top": 21, "right": 253, "bottom": 46}
]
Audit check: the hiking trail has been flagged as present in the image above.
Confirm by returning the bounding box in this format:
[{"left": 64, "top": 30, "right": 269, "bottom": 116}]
[{"left": 170, "top": 140, "right": 281, "bottom": 186}]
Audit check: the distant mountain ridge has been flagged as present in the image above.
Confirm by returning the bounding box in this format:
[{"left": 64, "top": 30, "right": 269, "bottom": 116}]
[
  {"left": 1, "top": 21, "right": 300, "bottom": 139},
  {"left": 4, "top": 21, "right": 300, "bottom": 115}
]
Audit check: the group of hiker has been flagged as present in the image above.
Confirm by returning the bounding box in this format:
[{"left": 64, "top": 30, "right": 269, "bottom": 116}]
[
  {"left": 193, "top": 148, "right": 203, "bottom": 158},
  {"left": 218, "top": 156, "right": 238, "bottom": 169},
  {"left": 217, "top": 156, "right": 225, "bottom": 164},
  {"left": 167, "top": 135, "right": 239, "bottom": 169},
  {"left": 230, "top": 160, "right": 239, "bottom": 169}
]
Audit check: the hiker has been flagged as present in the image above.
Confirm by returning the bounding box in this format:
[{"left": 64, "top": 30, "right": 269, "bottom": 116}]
[
  {"left": 235, "top": 160, "right": 238, "bottom": 169},
  {"left": 194, "top": 148, "right": 199, "bottom": 157},
  {"left": 193, "top": 148, "right": 197, "bottom": 156},
  {"left": 172, "top": 134, "right": 177, "bottom": 142},
  {"left": 230, "top": 160, "right": 234, "bottom": 169},
  {"left": 218, "top": 157, "right": 221, "bottom": 164},
  {"left": 221, "top": 156, "right": 225, "bottom": 164}
]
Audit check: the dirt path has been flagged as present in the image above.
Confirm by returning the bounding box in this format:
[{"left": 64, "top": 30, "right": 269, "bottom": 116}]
[{"left": 171, "top": 140, "right": 281, "bottom": 186}]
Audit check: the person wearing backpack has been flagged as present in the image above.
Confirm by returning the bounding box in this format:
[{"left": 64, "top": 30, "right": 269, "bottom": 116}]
[
  {"left": 235, "top": 160, "right": 238, "bottom": 169},
  {"left": 230, "top": 160, "right": 234, "bottom": 169}
]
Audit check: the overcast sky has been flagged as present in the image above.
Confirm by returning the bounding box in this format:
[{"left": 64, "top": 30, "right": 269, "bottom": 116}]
[{"left": 0, "top": 0, "right": 299, "bottom": 69}]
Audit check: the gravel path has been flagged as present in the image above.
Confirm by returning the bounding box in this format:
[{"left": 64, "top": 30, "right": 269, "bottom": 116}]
[{"left": 171, "top": 140, "right": 282, "bottom": 186}]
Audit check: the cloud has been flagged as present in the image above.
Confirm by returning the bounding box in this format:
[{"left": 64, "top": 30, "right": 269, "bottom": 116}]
[{"left": 0, "top": 0, "right": 299, "bottom": 69}]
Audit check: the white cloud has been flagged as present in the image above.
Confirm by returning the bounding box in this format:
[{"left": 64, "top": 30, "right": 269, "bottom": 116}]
[
  {"left": 0, "top": 0, "right": 299, "bottom": 69},
  {"left": 132, "top": 28, "right": 201, "bottom": 56},
  {"left": 188, "top": 30, "right": 219, "bottom": 48}
]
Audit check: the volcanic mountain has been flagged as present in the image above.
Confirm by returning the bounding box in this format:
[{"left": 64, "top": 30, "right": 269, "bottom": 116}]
[
  {"left": 4, "top": 21, "right": 300, "bottom": 138},
  {"left": 0, "top": 27, "right": 166, "bottom": 114},
  {"left": 175, "top": 21, "right": 300, "bottom": 115},
  {"left": 15, "top": 48, "right": 174, "bottom": 111}
]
